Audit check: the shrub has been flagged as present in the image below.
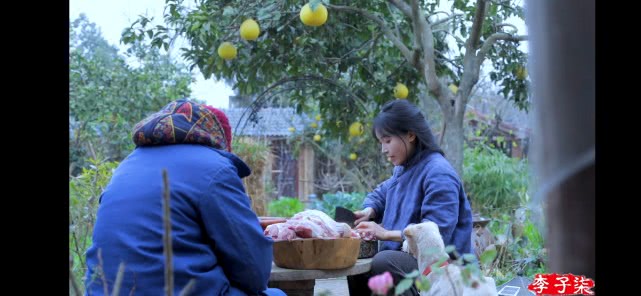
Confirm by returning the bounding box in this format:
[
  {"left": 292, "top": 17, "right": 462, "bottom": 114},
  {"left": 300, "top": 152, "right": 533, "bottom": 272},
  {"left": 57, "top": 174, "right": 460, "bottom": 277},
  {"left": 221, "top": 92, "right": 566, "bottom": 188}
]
[
  {"left": 267, "top": 197, "right": 305, "bottom": 218},
  {"left": 463, "top": 144, "right": 530, "bottom": 217}
]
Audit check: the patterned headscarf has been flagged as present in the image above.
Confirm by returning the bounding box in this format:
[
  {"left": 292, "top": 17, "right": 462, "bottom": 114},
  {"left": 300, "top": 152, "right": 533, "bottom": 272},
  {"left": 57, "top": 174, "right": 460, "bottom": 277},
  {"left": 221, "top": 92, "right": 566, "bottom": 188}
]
[
  {"left": 131, "top": 99, "right": 232, "bottom": 152},
  {"left": 203, "top": 105, "right": 233, "bottom": 152}
]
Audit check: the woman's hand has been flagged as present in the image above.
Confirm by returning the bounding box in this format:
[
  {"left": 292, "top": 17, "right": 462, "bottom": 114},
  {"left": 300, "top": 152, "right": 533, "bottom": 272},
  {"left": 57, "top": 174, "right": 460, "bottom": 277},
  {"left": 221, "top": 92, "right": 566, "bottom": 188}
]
[
  {"left": 355, "top": 221, "right": 389, "bottom": 241},
  {"left": 354, "top": 207, "right": 376, "bottom": 225}
]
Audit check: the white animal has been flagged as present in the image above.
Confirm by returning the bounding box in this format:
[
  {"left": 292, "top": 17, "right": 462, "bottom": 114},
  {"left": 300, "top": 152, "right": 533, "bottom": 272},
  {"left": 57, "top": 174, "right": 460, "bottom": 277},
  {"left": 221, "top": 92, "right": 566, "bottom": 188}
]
[{"left": 402, "top": 222, "right": 498, "bottom": 296}]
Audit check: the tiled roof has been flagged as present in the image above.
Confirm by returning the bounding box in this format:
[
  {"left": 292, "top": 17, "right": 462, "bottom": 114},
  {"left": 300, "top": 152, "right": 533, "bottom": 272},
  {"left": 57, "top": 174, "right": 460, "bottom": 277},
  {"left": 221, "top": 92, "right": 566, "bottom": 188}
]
[{"left": 223, "top": 107, "right": 312, "bottom": 137}]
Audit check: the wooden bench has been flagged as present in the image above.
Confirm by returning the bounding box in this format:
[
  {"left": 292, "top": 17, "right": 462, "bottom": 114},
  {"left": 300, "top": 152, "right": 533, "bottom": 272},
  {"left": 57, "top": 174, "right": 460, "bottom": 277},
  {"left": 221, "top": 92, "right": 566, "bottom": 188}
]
[{"left": 268, "top": 258, "right": 373, "bottom": 296}]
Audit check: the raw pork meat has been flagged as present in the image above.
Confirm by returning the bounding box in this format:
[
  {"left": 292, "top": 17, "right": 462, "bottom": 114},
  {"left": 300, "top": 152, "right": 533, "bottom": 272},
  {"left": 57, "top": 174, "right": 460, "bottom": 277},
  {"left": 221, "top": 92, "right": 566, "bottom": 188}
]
[
  {"left": 264, "top": 223, "right": 297, "bottom": 240},
  {"left": 264, "top": 209, "right": 360, "bottom": 241}
]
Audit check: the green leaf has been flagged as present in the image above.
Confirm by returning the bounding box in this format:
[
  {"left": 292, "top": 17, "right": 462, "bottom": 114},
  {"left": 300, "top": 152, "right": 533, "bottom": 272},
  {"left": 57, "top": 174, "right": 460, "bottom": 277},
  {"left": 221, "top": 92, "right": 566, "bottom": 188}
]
[
  {"left": 190, "top": 22, "right": 199, "bottom": 32},
  {"left": 461, "top": 267, "right": 472, "bottom": 285},
  {"left": 415, "top": 277, "right": 431, "bottom": 292},
  {"left": 404, "top": 270, "right": 420, "bottom": 278},
  {"left": 444, "top": 245, "right": 456, "bottom": 254},
  {"left": 490, "top": 3, "right": 498, "bottom": 15},
  {"left": 223, "top": 6, "right": 237, "bottom": 17},
  {"left": 480, "top": 248, "right": 497, "bottom": 267},
  {"left": 462, "top": 253, "right": 476, "bottom": 263},
  {"left": 394, "top": 278, "right": 414, "bottom": 295}
]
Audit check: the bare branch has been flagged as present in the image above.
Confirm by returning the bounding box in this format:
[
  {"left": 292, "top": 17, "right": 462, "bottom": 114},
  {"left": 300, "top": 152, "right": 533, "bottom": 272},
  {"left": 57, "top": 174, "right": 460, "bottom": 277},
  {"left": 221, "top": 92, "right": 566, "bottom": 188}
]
[
  {"left": 477, "top": 33, "right": 528, "bottom": 65},
  {"left": 98, "top": 249, "right": 110, "bottom": 296},
  {"left": 179, "top": 279, "right": 197, "bottom": 296},
  {"left": 111, "top": 262, "right": 126, "bottom": 296},
  {"left": 329, "top": 4, "right": 414, "bottom": 63},
  {"left": 410, "top": 0, "right": 445, "bottom": 99},
  {"left": 162, "top": 170, "right": 174, "bottom": 296}
]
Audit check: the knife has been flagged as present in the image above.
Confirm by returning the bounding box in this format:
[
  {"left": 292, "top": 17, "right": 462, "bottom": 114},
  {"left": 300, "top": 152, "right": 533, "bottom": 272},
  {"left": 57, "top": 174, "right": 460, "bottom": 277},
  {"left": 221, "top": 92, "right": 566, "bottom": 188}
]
[{"left": 334, "top": 206, "right": 357, "bottom": 228}]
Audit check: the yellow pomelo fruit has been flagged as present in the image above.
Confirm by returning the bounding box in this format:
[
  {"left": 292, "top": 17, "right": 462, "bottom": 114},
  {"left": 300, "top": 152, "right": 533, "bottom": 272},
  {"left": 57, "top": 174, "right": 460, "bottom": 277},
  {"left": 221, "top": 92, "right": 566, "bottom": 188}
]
[
  {"left": 217, "top": 42, "right": 237, "bottom": 60},
  {"left": 240, "top": 19, "right": 260, "bottom": 41},
  {"left": 300, "top": 3, "right": 328, "bottom": 27},
  {"left": 349, "top": 122, "right": 364, "bottom": 137},
  {"left": 394, "top": 82, "right": 408, "bottom": 99}
]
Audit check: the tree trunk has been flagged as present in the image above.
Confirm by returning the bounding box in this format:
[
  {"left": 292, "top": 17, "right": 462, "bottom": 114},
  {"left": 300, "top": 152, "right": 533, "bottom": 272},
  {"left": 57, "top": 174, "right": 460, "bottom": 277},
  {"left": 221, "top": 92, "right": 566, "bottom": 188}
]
[
  {"left": 439, "top": 107, "right": 465, "bottom": 177},
  {"left": 423, "top": 91, "right": 466, "bottom": 177}
]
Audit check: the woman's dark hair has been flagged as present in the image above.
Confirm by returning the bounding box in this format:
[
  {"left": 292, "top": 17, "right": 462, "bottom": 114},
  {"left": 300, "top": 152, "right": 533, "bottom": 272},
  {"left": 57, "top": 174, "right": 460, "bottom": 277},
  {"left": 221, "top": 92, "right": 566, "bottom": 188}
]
[{"left": 372, "top": 100, "right": 444, "bottom": 165}]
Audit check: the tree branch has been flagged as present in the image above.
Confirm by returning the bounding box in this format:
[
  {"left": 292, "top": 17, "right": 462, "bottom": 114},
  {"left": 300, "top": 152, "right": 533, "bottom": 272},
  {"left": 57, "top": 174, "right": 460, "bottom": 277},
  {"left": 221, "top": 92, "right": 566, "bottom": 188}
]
[
  {"left": 410, "top": 0, "right": 445, "bottom": 99},
  {"left": 329, "top": 4, "right": 414, "bottom": 63},
  {"left": 495, "top": 23, "right": 518, "bottom": 33},
  {"left": 388, "top": 0, "right": 413, "bottom": 18},
  {"left": 390, "top": 1, "right": 461, "bottom": 31},
  {"left": 430, "top": 13, "right": 463, "bottom": 28},
  {"left": 456, "top": 0, "right": 489, "bottom": 117},
  {"left": 477, "top": 33, "right": 528, "bottom": 65},
  {"left": 340, "top": 34, "right": 380, "bottom": 60},
  {"left": 436, "top": 55, "right": 463, "bottom": 72},
  {"left": 431, "top": 28, "right": 449, "bottom": 35},
  {"left": 467, "top": 0, "right": 489, "bottom": 52},
  {"left": 386, "top": 1, "right": 403, "bottom": 38}
]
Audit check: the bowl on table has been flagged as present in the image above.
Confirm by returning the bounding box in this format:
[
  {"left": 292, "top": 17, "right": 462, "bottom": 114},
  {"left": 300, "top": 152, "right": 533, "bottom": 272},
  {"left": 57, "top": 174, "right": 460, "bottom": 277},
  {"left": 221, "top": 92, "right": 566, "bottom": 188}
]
[{"left": 272, "top": 237, "right": 361, "bottom": 270}]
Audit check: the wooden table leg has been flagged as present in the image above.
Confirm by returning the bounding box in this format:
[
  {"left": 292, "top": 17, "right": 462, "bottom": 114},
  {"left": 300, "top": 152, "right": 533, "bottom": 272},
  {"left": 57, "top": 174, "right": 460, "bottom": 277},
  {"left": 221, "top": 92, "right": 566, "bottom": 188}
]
[{"left": 268, "top": 279, "right": 315, "bottom": 296}]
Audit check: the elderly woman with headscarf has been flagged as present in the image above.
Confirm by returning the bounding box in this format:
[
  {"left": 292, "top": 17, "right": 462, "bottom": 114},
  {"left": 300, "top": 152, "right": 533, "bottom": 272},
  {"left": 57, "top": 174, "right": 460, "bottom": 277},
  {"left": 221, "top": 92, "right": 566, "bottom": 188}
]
[{"left": 84, "top": 99, "right": 284, "bottom": 296}]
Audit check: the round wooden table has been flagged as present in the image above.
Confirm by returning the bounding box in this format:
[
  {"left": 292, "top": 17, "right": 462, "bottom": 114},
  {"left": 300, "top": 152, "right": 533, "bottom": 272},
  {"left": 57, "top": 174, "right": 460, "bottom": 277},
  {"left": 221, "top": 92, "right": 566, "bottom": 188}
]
[{"left": 268, "top": 258, "right": 373, "bottom": 296}]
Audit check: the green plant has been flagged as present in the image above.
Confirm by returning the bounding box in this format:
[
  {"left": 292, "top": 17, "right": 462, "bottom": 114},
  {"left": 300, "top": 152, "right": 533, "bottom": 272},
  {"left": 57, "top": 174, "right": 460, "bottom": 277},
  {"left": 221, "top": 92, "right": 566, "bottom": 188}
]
[
  {"left": 267, "top": 197, "right": 305, "bottom": 218},
  {"left": 463, "top": 144, "right": 530, "bottom": 217},
  {"left": 513, "top": 213, "right": 547, "bottom": 278},
  {"left": 485, "top": 208, "right": 547, "bottom": 286},
  {"left": 69, "top": 157, "right": 119, "bottom": 293},
  {"left": 379, "top": 247, "right": 498, "bottom": 295},
  {"left": 315, "top": 191, "right": 366, "bottom": 218}
]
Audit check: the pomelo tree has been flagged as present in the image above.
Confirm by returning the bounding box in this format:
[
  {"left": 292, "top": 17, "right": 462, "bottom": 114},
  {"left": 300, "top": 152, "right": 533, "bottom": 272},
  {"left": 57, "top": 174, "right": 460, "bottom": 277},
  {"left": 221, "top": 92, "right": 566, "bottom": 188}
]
[{"left": 123, "top": 0, "right": 529, "bottom": 175}]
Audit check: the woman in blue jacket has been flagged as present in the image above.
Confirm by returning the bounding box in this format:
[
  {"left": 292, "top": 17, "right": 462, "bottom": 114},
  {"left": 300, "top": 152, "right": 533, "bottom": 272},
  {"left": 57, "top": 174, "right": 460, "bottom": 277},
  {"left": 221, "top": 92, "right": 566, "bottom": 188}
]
[
  {"left": 84, "top": 99, "right": 284, "bottom": 296},
  {"left": 349, "top": 99, "right": 474, "bottom": 296}
]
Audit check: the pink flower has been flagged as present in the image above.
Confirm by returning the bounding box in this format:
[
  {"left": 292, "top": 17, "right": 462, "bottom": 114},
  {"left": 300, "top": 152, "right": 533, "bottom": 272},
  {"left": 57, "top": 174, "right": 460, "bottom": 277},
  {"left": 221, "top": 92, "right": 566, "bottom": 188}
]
[{"left": 368, "top": 271, "right": 394, "bottom": 295}]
